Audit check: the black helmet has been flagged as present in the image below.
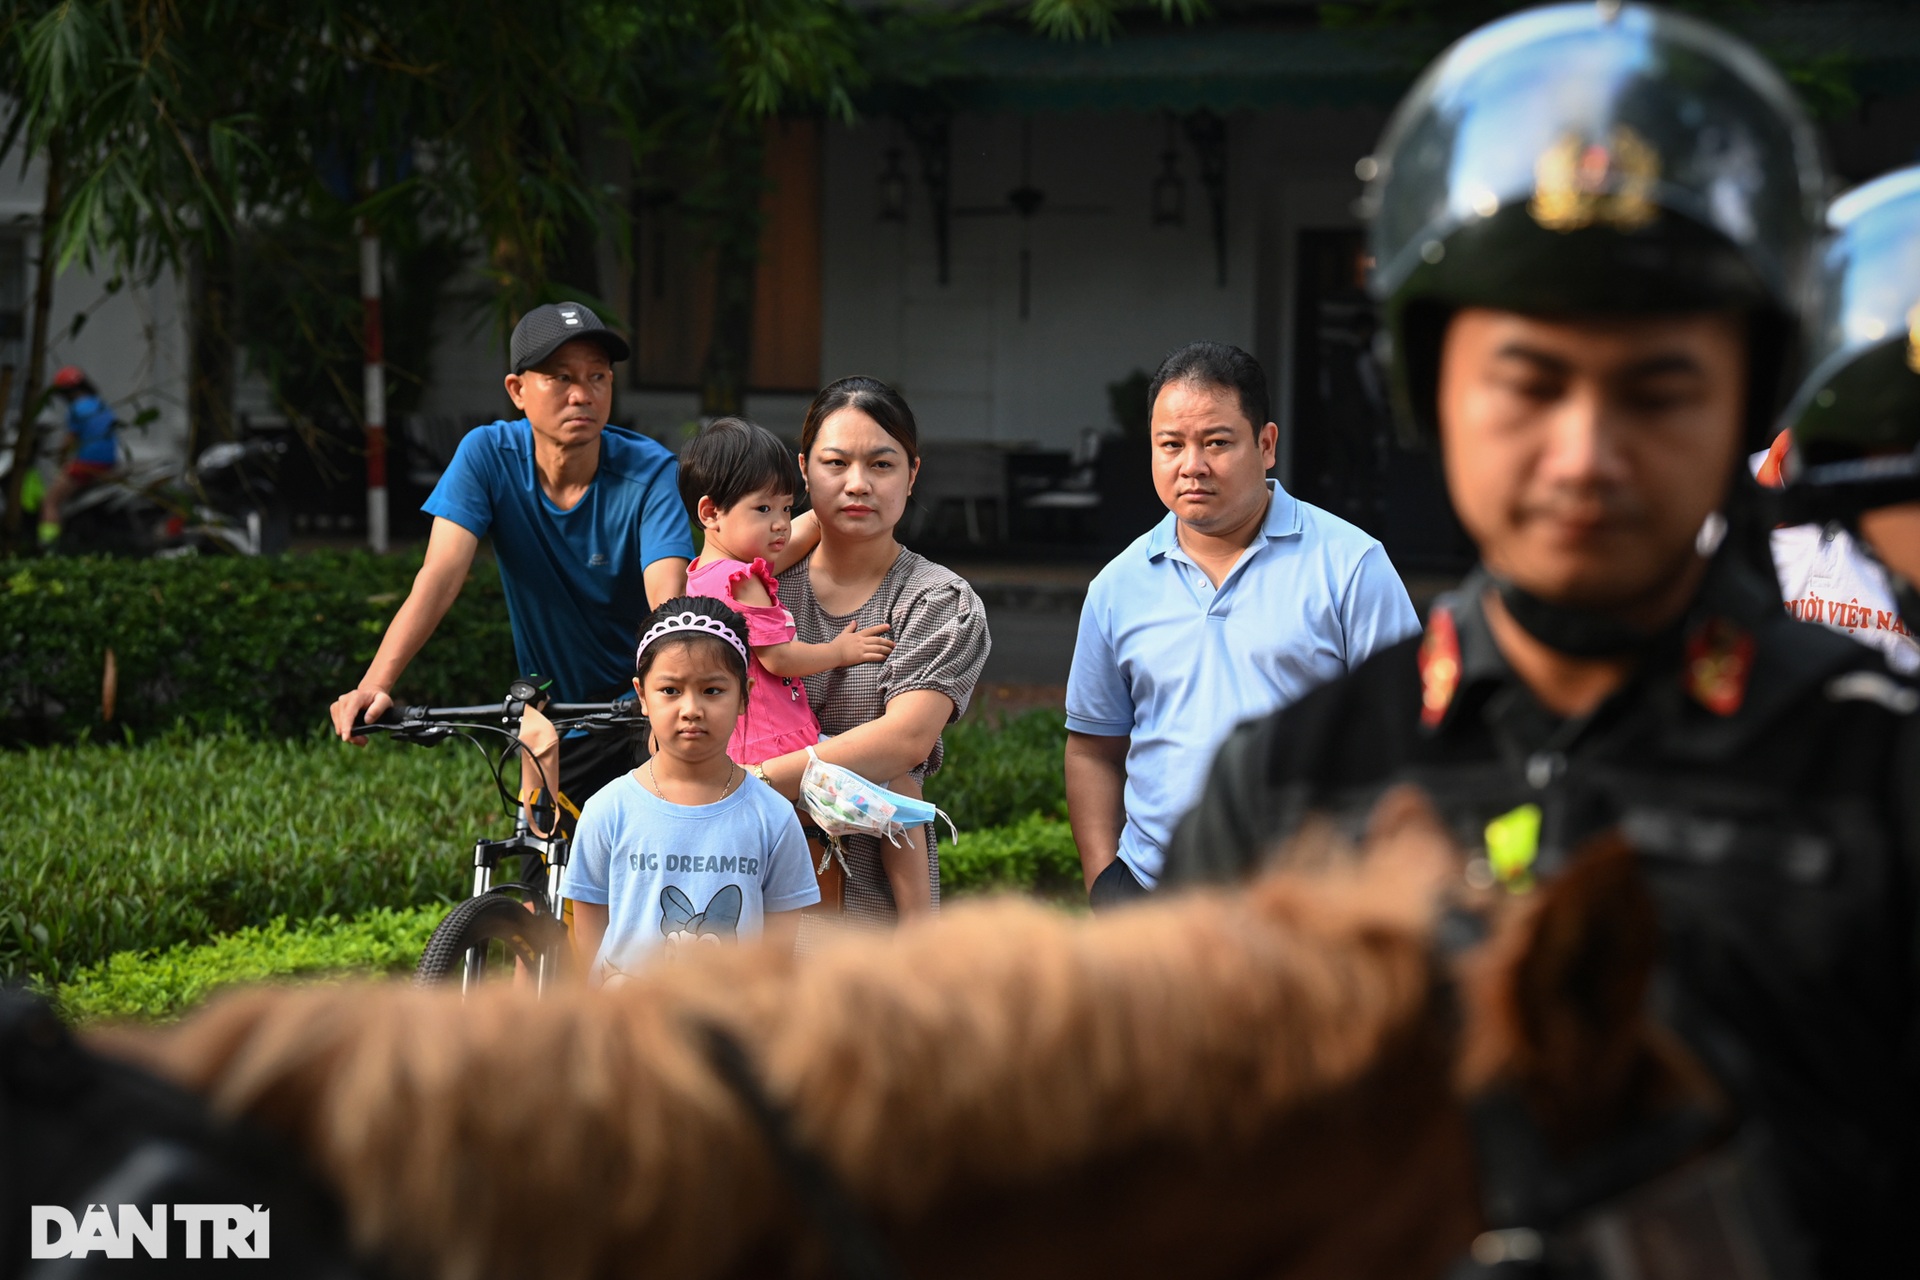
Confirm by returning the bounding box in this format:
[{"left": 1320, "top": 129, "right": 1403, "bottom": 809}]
[
  {"left": 1782, "top": 167, "right": 1920, "bottom": 522},
  {"left": 1362, "top": 2, "right": 1826, "bottom": 449}
]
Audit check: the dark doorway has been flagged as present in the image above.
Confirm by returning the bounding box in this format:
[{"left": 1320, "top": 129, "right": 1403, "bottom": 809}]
[{"left": 1289, "top": 228, "right": 1472, "bottom": 574}]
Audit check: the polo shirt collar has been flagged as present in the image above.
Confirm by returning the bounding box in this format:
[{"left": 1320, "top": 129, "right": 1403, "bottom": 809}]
[
  {"left": 1261, "top": 479, "right": 1301, "bottom": 539},
  {"left": 1145, "top": 479, "right": 1299, "bottom": 562}
]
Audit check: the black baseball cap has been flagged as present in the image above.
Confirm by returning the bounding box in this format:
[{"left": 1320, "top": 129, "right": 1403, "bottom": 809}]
[{"left": 509, "top": 301, "right": 631, "bottom": 374}]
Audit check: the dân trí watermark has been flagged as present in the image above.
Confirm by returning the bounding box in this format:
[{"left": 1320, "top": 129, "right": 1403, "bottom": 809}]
[{"left": 31, "top": 1203, "right": 270, "bottom": 1259}]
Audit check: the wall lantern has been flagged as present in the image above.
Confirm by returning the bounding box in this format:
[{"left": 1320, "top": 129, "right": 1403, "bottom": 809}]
[
  {"left": 877, "top": 148, "right": 910, "bottom": 223},
  {"left": 1150, "top": 115, "right": 1185, "bottom": 227},
  {"left": 1183, "top": 109, "right": 1229, "bottom": 286},
  {"left": 1151, "top": 152, "right": 1185, "bottom": 227}
]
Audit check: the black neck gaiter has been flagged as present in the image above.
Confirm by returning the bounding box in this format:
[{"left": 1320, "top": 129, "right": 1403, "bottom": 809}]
[{"left": 1490, "top": 576, "right": 1662, "bottom": 659}]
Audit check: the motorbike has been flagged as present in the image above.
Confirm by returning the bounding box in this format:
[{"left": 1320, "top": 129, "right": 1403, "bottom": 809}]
[{"left": 0, "top": 428, "right": 291, "bottom": 558}]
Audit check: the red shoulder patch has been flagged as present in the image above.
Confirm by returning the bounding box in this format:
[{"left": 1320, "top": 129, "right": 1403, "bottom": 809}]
[
  {"left": 1420, "top": 604, "right": 1462, "bottom": 729},
  {"left": 1684, "top": 618, "right": 1755, "bottom": 717}
]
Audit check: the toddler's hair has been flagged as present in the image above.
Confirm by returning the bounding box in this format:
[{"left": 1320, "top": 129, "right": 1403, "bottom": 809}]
[
  {"left": 634, "top": 595, "right": 751, "bottom": 686},
  {"left": 678, "top": 417, "right": 804, "bottom": 517}
]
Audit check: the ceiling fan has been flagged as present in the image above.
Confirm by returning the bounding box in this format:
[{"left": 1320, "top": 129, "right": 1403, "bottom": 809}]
[{"left": 952, "top": 118, "right": 1110, "bottom": 319}]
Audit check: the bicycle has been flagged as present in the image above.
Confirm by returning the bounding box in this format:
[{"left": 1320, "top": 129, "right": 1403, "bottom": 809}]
[{"left": 354, "top": 679, "right": 647, "bottom": 993}]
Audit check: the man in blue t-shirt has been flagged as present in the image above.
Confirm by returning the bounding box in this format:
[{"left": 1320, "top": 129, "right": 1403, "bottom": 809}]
[{"left": 330, "top": 301, "right": 696, "bottom": 813}]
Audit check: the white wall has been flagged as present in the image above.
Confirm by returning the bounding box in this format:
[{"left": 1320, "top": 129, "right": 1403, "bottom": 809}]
[
  {"left": 416, "top": 100, "right": 1395, "bottom": 463},
  {"left": 822, "top": 110, "right": 1260, "bottom": 450},
  {"left": 0, "top": 154, "right": 190, "bottom": 469}
]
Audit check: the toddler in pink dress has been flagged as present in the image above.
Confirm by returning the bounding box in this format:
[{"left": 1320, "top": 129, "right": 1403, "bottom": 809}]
[{"left": 678, "top": 418, "right": 894, "bottom": 765}]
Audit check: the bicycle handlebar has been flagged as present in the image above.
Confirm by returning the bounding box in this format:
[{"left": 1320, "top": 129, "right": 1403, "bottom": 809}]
[{"left": 353, "top": 698, "right": 645, "bottom": 738}]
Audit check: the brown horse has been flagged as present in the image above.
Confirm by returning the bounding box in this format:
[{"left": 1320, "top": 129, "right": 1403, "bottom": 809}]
[{"left": 102, "top": 795, "right": 1715, "bottom": 1280}]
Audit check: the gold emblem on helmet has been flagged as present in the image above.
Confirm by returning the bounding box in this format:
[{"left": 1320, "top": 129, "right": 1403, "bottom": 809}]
[
  {"left": 1530, "top": 126, "right": 1659, "bottom": 233},
  {"left": 1907, "top": 300, "right": 1919, "bottom": 376}
]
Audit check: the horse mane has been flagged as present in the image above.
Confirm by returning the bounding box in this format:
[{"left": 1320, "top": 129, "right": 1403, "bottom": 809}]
[{"left": 101, "top": 794, "right": 1703, "bottom": 1280}]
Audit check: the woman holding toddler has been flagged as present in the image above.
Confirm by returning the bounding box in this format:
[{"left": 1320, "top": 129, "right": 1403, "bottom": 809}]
[
  {"left": 748, "top": 377, "right": 992, "bottom": 927},
  {"left": 566, "top": 378, "right": 990, "bottom": 969}
]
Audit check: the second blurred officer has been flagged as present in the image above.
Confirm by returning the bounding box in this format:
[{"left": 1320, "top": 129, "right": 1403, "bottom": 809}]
[{"left": 1785, "top": 165, "right": 1920, "bottom": 630}]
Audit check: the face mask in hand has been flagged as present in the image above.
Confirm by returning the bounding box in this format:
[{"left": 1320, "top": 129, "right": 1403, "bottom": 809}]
[{"left": 799, "top": 749, "right": 959, "bottom": 851}]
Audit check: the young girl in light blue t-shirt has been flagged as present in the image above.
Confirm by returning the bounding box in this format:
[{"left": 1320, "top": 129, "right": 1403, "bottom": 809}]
[{"left": 564, "top": 596, "right": 819, "bottom": 985}]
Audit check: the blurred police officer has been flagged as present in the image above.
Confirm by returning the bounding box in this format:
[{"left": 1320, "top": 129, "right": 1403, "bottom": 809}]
[
  {"left": 1783, "top": 166, "right": 1920, "bottom": 627},
  {"left": 1164, "top": 6, "right": 1917, "bottom": 1274}
]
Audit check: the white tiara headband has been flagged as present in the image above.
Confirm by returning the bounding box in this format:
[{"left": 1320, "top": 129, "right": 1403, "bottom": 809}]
[{"left": 636, "top": 611, "right": 749, "bottom": 668}]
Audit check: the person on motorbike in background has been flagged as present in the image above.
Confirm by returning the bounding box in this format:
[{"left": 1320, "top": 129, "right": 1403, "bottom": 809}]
[
  {"left": 1163, "top": 6, "right": 1918, "bottom": 1274},
  {"left": 1782, "top": 165, "right": 1920, "bottom": 633},
  {"left": 38, "top": 365, "right": 119, "bottom": 547}
]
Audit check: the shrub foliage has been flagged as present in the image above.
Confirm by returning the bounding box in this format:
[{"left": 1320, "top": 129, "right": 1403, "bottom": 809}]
[
  {"left": 2, "top": 731, "right": 505, "bottom": 983},
  {"left": 4, "top": 680, "right": 1076, "bottom": 986},
  {"left": 52, "top": 906, "right": 442, "bottom": 1024},
  {"left": 31, "top": 711, "right": 1081, "bottom": 1020},
  {"left": 53, "top": 813, "right": 1084, "bottom": 1024},
  {"left": 0, "top": 551, "right": 515, "bottom": 744},
  {"left": 926, "top": 708, "right": 1067, "bottom": 829},
  {"left": 5, "top": 712, "right": 1078, "bottom": 985},
  {"left": 941, "top": 813, "right": 1080, "bottom": 896},
  {"left": 52, "top": 821, "right": 1081, "bottom": 1025}
]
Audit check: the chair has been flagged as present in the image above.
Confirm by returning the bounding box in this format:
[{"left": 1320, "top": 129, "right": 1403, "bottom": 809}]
[
  {"left": 906, "top": 443, "right": 1009, "bottom": 545},
  {"left": 1021, "top": 428, "right": 1105, "bottom": 539}
]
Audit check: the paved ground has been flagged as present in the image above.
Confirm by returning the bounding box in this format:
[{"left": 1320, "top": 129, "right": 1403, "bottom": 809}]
[
  {"left": 946, "top": 560, "right": 1091, "bottom": 691},
  {"left": 977, "top": 609, "right": 1081, "bottom": 687}
]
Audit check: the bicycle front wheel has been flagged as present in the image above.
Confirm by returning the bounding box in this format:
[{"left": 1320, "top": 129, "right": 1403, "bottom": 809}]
[{"left": 414, "top": 892, "right": 570, "bottom": 987}]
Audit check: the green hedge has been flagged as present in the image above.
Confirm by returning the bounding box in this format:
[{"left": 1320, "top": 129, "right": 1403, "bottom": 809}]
[
  {"left": 0, "top": 551, "right": 514, "bottom": 744},
  {"left": 52, "top": 906, "right": 441, "bottom": 1024},
  {"left": 5, "top": 708, "right": 1075, "bottom": 986},
  {"left": 1, "top": 731, "right": 502, "bottom": 984},
  {"left": 941, "top": 813, "right": 1080, "bottom": 895},
  {"left": 928, "top": 711, "right": 1078, "bottom": 898},
  {"left": 51, "top": 820, "right": 1081, "bottom": 1025},
  {"left": 927, "top": 708, "right": 1067, "bottom": 829}
]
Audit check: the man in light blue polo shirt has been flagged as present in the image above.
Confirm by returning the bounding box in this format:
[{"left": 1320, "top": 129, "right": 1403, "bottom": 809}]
[{"left": 1064, "top": 341, "right": 1418, "bottom": 906}]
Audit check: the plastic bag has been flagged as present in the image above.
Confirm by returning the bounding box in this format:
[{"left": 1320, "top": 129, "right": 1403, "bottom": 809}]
[{"left": 799, "top": 749, "right": 959, "bottom": 855}]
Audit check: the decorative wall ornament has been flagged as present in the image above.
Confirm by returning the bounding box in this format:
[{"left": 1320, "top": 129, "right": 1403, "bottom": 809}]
[
  {"left": 1182, "top": 109, "right": 1229, "bottom": 286},
  {"left": 1151, "top": 113, "right": 1185, "bottom": 228},
  {"left": 904, "top": 112, "right": 954, "bottom": 285},
  {"left": 953, "top": 118, "right": 1109, "bottom": 320},
  {"left": 877, "top": 148, "right": 910, "bottom": 224}
]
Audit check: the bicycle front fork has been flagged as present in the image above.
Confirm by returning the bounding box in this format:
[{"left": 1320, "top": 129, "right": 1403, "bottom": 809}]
[{"left": 463, "top": 832, "right": 567, "bottom": 994}]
